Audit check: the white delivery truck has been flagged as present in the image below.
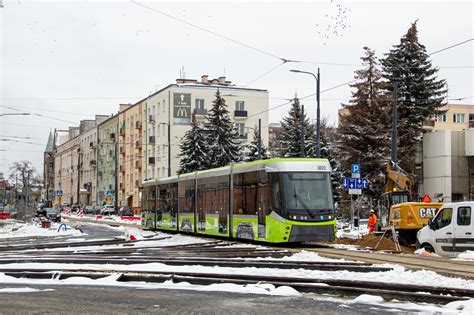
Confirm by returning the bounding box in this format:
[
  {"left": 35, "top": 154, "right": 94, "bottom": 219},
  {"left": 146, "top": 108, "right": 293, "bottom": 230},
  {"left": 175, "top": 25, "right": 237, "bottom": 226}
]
[{"left": 417, "top": 201, "right": 474, "bottom": 258}]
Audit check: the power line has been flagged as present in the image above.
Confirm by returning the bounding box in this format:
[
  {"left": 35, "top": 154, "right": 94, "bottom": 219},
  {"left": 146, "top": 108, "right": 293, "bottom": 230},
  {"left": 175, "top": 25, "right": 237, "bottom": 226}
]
[
  {"left": 245, "top": 61, "right": 286, "bottom": 87},
  {"left": 429, "top": 38, "right": 474, "bottom": 56},
  {"left": 131, "top": 0, "right": 288, "bottom": 62}
]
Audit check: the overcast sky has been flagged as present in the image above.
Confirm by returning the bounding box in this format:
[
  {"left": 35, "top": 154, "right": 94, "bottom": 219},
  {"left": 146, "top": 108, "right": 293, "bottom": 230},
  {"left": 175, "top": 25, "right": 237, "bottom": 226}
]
[{"left": 1, "top": 0, "right": 473, "bottom": 176}]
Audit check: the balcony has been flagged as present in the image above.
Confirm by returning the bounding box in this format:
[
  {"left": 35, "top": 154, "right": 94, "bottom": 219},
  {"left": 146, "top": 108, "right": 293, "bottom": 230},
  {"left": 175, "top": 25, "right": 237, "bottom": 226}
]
[
  {"left": 119, "top": 127, "right": 125, "bottom": 136},
  {"left": 135, "top": 159, "right": 142, "bottom": 169},
  {"left": 119, "top": 182, "right": 125, "bottom": 190},
  {"left": 237, "top": 133, "right": 248, "bottom": 140},
  {"left": 89, "top": 160, "right": 97, "bottom": 167},
  {"left": 149, "top": 136, "right": 155, "bottom": 145},
  {"left": 119, "top": 164, "right": 125, "bottom": 173},
  {"left": 135, "top": 121, "right": 142, "bottom": 129},
  {"left": 234, "top": 110, "right": 248, "bottom": 118},
  {"left": 148, "top": 157, "right": 155, "bottom": 164},
  {"left": 119, "top": 145, "right": 125, "bottom": 155},
  {"left": 194, "top": 108, "right": 208, "bottom": 116},
  {"left": 149, "top": 115, "right": 155, "bottom": 124},
  {"left": 134, "top": 180, "right": 141, "bottom": 188},
  {"left": 135, "top": 140, "right": 142, "bottom": 150}
]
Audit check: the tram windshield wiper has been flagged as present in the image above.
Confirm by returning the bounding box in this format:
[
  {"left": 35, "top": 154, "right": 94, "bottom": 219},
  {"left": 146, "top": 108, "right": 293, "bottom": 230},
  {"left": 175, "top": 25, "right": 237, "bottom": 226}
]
[{"left": 293, "top": 184, "right": 314, "bottom": 218}]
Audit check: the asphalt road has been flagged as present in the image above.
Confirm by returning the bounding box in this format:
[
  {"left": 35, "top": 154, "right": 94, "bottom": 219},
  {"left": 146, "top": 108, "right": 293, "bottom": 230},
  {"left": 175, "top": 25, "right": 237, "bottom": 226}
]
[{"left": 0, "top": 284, "right": 422, "bottom": 314}]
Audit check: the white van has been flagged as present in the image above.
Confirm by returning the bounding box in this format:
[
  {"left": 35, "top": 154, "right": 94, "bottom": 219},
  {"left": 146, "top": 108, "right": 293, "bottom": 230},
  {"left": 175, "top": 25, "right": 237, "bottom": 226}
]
[{"left": 417, "top": 201, "right": 474, "bottom": 258}]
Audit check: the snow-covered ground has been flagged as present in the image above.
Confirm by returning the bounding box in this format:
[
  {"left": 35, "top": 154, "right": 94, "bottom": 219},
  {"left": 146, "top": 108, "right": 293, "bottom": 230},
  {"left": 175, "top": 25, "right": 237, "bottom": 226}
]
[
  {"left": 0, "top": 220, "right": 473, "bottom": 313},
  {"left": 0, "top": 220, "right": 84, "bottom": 239}
]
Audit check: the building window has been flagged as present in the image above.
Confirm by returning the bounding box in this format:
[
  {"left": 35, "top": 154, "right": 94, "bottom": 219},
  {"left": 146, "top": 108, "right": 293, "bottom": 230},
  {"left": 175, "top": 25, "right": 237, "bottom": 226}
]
[
  {"left": 157, "top": 102, "right": 160, "bottom": 114},
  {"left": 236, "top": 101, "right": 245, "bottom": 111},
  {"left": 236, "top": 123, "right": 245, "bottom": 136},
  {"left": 195, "top": 99, "right": 205, "bottom": 109},
  {"left": 436, "top": 113, "right": 447, "bottom": 123},
  {"left": 453, "top": 113, "right": 465, "bottom": 123},
  {"left": 163, "top": 100, "right": 166, "bottom": 113}
]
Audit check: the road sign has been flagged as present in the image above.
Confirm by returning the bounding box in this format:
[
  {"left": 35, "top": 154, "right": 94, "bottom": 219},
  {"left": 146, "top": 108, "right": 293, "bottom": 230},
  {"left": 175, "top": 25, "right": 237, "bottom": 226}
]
[
  {"left": 351, "top": 164, "right": 361, "bottom": 175},
  {"left": 349, "top": 189, "right": 362, "bottom": 195},
  {"left": 56, "top": 190, "right": 63, "bottom": 196},
  {"left": 106, "top": 196, "right": 113, "bottom": 203},
  {"left": 57, "top": 196, "right": 62, "bottom": 202},
  {"left": 344, "top": 177, "right": 368, "bottom": 190},
  {"left": 106, "top": 190, "right": 113, "bottom": 196}
]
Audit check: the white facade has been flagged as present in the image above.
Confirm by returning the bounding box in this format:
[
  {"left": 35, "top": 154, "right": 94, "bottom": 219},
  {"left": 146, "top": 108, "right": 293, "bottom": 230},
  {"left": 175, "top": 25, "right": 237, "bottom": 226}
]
[
  {"left": 141, "top": 78, "right": 269, "bottom": 180},
  {"left": 422, "top": 129, "right": 474, "bottom": 202}
]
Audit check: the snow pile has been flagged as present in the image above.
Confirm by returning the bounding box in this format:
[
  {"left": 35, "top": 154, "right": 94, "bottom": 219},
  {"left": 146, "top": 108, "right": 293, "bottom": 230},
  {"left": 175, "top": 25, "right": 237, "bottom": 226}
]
[
  {"left": 336, "top": 225, "right": 369, "bottom": 239},
  {"left": 454, "top": 251, "right": 474, "bottom": 261},
  {"left": 0, "top": 221, "right": 83, "bottom": 239},
  {"left": 414, "top": 248, "right": 441, "bottom": 257},
  {"left": 0, "top": 287, "right": 54, "bottom": 293},
  {"left": 276, "top": 250, "right": 354, "bottom": 263}
]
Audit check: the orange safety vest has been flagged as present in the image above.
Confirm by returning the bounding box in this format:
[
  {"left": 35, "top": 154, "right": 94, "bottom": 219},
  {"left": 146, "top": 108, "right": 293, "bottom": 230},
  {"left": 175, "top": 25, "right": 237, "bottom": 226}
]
[{"left": 368, "top": 213, "right": 377, "bottom": 228}]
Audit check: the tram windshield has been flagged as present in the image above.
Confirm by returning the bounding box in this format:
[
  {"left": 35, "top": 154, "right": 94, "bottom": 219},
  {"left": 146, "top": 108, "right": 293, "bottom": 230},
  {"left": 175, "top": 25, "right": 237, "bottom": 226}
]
[{"left": 281, "top": 172, "right": 333, "bottom": 211}]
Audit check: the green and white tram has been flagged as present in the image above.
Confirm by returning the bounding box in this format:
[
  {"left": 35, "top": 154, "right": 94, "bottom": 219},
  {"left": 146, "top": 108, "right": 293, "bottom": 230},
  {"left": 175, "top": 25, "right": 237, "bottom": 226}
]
[{"left": 141, "top": 158, "right": 336, "bottom": 243}]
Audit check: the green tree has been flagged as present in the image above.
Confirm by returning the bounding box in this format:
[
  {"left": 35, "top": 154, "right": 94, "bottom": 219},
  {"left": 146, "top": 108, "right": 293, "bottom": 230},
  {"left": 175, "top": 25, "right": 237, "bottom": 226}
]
[
  {"left": 337, "top": 47, "right": 391, "bottom": 200},
  {"left": 243, "top": 125, "right": 270, "bottom": 162},
  {"left": 177, "top": 114, "right": 209, "bottom": 174},
  {"left": 279, "top": 96, "right": 315, "bottom": 158},
  {"left": 206, "top": 90, "right": 243, "bottom": 168},
  {"left": 381, "top": 21, "right": 446, "bottom": 171}
]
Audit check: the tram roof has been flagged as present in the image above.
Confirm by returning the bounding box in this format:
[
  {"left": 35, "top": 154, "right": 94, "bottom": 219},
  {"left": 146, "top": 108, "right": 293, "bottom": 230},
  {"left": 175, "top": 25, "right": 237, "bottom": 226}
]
[{"left": 142, "top": 158, "right": 330, "bottom": 187}]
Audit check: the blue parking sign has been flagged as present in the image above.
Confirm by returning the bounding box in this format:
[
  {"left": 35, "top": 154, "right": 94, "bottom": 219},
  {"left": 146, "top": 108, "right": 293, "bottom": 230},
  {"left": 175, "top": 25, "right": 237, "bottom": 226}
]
[{"left": 351, "top": 164, "right": 360, "bottom": 175}]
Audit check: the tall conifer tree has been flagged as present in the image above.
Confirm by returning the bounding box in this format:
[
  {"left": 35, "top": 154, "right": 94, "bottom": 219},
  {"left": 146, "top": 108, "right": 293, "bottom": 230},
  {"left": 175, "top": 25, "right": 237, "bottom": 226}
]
[
  {"left": 320, "top": 121, "right": 343, "bottom": 205},
  {"left": 279, "top": 96, "right": 315, "bottom": 158},
  {"left": 381, "top": 21, "right": 446, "bottom": 171},
  {"left": 338, "top": 47, "right": 391, "bottom": 199},
  {"left": 177, "top": 114, "right": 209, "bottom": 174},
  {"left": 244, "top": 126, "right": 270, "bottom": 162},
  {"left": 206, "top": 90, "right": 243, "bottom": 168}
]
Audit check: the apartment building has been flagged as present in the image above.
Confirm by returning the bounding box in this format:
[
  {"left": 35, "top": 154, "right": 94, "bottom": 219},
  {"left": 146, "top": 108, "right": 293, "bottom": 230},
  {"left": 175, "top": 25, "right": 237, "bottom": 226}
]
[
  {"left": 97, "top": 114, "right": 120, "bottom": 207},
  {"left": 118, "top": 103, "right": 143, "bottom": 212},
  {"left": 140, "top": 75, "right": 269, "bottom": 183},
  {"left": 431, "top": 104, "right": 474, "bottom": 131},
  {"left": 78, "top": 115, "right": 109, "bottom": 206},
  {"left": 54, "top": 127, "right": 80, "bottom": 206}
]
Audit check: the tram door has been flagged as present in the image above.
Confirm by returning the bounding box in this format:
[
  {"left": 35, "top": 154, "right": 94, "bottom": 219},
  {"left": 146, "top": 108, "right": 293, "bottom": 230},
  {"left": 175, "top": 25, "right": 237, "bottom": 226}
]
[{"left": 258, "top": 171, "right": 269, "bottom": 238}]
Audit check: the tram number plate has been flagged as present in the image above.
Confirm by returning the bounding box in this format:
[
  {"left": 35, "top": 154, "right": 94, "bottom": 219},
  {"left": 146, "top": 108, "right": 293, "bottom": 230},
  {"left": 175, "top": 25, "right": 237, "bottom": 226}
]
[
  {"left": 419, "top": 207, "right": 437, "bottom": 218},
  {"left": 317, "top": 165, "right": 326, "bottom": 170}
]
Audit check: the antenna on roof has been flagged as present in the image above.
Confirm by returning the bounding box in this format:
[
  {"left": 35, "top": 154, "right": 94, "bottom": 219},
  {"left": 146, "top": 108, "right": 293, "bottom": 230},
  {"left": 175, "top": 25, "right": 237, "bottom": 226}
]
[{"left": 179, "top": 66, "right": 186, "bottom": 80}]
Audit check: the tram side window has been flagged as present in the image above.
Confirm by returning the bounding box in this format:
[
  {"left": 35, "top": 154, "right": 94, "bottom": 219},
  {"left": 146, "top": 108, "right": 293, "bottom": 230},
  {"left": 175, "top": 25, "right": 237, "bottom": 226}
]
[
  {"left": 146, "top": 186, "right": 156, "bottom": 210},
  {"left": 258, "top": 171, "right": 271, "bottom": 215},
  {"left": 178, "top": 179, "right": 195, "bottom": 213},
  {"left": 270, "top": 173, "right": 282, "bottom": 210},
  {"left": 433, "top": 208, "right": 453, "bottom": 229}
]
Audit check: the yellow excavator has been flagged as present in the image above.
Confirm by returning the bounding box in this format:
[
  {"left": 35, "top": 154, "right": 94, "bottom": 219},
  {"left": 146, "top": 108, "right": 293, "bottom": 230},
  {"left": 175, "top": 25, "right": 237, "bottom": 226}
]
[{"left": 379, "top": 85, "right": 443, "bottom": 245}]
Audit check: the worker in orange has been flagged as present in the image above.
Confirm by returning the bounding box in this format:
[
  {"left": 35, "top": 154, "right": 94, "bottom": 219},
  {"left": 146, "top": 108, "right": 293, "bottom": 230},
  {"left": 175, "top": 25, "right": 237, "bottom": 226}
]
[{"left": 368, "top": 209, "right": 378, "bottom": 234}]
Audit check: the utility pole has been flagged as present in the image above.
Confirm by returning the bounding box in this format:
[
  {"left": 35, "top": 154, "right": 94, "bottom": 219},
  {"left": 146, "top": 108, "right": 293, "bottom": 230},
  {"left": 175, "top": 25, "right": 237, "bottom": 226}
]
[
  {"left": 316, "top": 68, "right": 321, "bottom": 158},
  {"left": 76, "top": 148, "right": 81, "bottom": 205},
  {"left": 300, "top": 105, "right": 305, "bottom": 157},
  {"left": 114, "top": 140, "right": 118, "bottom": 210},
  {"left": 391, "top": 82, "right": 398, "bottom": 165},
  {"left": 257, "top": 118, "right": 262, "bottom": 160}
]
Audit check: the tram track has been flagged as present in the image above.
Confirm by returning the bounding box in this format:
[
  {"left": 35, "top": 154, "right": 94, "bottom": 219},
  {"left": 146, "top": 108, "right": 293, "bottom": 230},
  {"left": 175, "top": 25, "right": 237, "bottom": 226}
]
[{"left": 2, "top": 268, "right": 472, "bottom": 305}]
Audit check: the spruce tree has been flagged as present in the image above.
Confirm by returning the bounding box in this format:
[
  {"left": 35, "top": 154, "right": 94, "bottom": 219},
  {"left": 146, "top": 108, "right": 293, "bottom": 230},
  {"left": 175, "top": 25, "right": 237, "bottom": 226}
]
[
  {"left": 337, "top": 47, "right": 391, "bottom": 200},
  {"left": 279, "top": 96, "right": 315, "bottom": 158},
  {"left": 381, "top": 21, "right": 446, "bottom": 171},
  {"left": 206, "top": 90, "right": 243, "bottom": 168},
  {"left": 177, "top": 114, "right": 209, "bottom": 174},
  {"left": 244, "top": 126, "right": 270, "bottom": 162}
]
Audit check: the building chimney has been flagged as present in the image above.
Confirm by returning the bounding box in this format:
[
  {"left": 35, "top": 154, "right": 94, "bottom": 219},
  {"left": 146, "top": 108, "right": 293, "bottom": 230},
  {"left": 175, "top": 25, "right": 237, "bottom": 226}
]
[
  {"left": 218, "top": 76, "right": 226, "bottom": 85},
  {"left": 201, "top": 75, "right": 208, "bottom": 84}
]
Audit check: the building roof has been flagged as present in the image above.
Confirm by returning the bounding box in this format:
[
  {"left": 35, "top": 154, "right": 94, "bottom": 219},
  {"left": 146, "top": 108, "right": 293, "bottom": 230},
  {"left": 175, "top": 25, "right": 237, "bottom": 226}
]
[{"left": 44, "top": 131, "right": 54, "bottom": 153}]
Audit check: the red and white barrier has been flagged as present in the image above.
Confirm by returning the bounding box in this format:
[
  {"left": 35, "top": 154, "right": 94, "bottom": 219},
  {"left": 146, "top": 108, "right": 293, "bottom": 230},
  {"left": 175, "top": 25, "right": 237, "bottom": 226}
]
[
  {"left": 77, "top": 207, "right": 84, "bottom": 217},
  {"left": 64, "top": 207, "right": 71, "bottom": 215}
]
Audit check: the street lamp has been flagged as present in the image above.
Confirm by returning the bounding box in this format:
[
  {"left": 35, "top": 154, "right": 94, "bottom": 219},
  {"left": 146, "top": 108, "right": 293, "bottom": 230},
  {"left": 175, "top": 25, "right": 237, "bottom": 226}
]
[
  {"left": 290, "top": 68, "right": 321, "bottom": 158},
  {"left": 0, "top": 113, "right": 30, "bottom": 117}
]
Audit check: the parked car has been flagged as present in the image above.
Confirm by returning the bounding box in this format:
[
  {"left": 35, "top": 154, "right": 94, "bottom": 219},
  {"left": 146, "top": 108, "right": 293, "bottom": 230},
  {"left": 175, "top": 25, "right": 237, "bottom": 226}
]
[
  {"left": 118, "top": 206, "right": 133, "bottom": 216},
  {"left": 84, "top": 205, "right": 96, "bottom": 214},
  {"left": 44, "top": 208, "right": 61, "bottom": 222},
  {"left": 417, "top": 201, "right": 474, "bottom": 257},
  {"left": 71, "top": 204, "right": 80, "bottom": 213},
  {"left": 100, "top": 205, "right": 116, "bottom": 215}
]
